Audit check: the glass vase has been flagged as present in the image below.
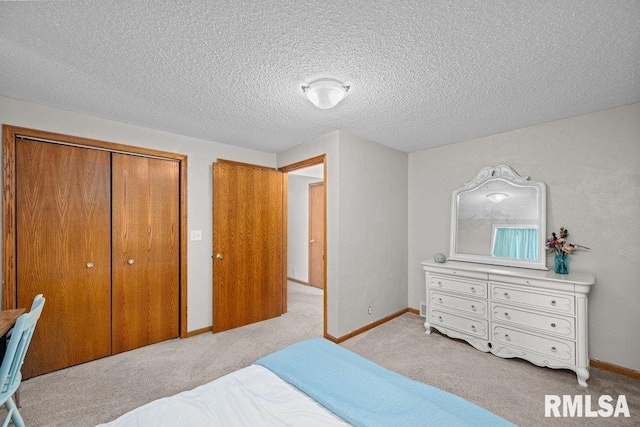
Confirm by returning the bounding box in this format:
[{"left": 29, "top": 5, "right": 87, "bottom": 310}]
[{"left": 554, "top": 252, "right": 569, "bottom": 274}]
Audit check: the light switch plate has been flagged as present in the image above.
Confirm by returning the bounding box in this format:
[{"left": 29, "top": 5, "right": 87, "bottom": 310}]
[{"left": 190, "top": 230, "right": 202, "bottom": 241}]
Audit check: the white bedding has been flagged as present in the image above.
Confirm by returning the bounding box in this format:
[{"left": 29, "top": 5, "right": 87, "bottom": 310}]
[{"left": 98, "top": 364, "right": 349, "bottom": 426}]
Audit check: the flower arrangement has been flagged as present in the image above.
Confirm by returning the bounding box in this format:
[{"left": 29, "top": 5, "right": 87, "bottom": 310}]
[
  {"left": 545, "top": 227, "right": 590, "bottom": 255},
  {"left": 546, "top": 227, "right": 590, "bottom": 274}
]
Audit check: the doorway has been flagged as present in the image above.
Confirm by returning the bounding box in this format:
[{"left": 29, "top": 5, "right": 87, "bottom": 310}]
[
  {"left": 279, "top": 155, "right": 326, "bottom": 335},
  {"left": 209, "top": 155, "right": 326, "bottom": 336}
]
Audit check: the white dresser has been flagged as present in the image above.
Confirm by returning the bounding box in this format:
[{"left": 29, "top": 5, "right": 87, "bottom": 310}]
[{"left": 422, "top": 260, "right": 595, "bottom": 386}]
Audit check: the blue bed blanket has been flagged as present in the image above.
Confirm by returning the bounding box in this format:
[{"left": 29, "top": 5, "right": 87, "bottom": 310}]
[{"left": 256, "top": 338, "right": 514, "bottom": 427}]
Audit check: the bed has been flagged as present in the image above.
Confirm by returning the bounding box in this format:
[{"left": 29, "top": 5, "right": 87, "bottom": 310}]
[{"left": 99, "top": 338, "right": 514, "bottom": 426}]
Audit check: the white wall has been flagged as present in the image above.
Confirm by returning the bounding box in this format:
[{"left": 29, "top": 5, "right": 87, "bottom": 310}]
[
  {"left": 408, "top": 103, "right": 640, "bottom": 371},
  {"left": 287, "top": 175, "right": 322, "bottom": 282},
  {"left": 0, "top": 96, "right": 276, "bottom": 332}
]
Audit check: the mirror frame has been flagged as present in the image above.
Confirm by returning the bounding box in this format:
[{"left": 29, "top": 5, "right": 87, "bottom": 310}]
[{"left": 449, "top": 165, "right": 548, "bottom": 270}]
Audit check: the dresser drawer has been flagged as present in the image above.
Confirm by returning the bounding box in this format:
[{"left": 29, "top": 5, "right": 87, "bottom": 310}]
[
  {"left": 430, "top": 276, "right": 487, "bottom": 298},
  {"left": 490, "top": 274, "right": 552, "bottom": 289},
  {"left": 492, "top": 326, "right": 575, "bottom": 362},
  {"left": 491, "top": 303, "right": 575, "bottom": 338},
  {"left": 431, "top": 291, "right": 487, "bottom": 318},
  {"left": 425, "top": 266, "right": 488, "bottom": 281},
  {"left": 491, "top": 284, "right": 574, "bottom": 315},
  {"left": 431, "top": 309, "right": 488, "bottom": 339}
]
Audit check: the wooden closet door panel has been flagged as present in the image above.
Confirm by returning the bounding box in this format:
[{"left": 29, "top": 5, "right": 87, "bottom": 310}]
[
  {"left": 16, "top": 139, "right": 112, "bottom": 378},
  {"left": 112, "top": 154, "right": 179, "bottom": 354}
]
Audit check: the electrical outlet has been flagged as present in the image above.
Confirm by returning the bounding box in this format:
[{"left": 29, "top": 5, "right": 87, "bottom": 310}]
[
  {"left": 190, "top": 230, "right": 202, "bottom": 241},
  {"left": 368, "top": 305, "right": 372, "bottom": 315}
]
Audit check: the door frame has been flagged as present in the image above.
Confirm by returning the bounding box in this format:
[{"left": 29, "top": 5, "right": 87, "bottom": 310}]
[
  {"left": 279, "top": 155, "right": 327, "bottom": 337},
  {"left": 2, "top": 125, "right": 189, "bottom": 338}
]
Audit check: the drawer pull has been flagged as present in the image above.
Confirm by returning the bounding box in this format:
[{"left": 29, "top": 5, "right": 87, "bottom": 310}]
[
  {"left": 438, "top": 316, "right": 443, "bottom": 322},
  {"left": 471, "top": 305, "right": 476, "bottom": 312},
  {"left": 437, "top": 281, "right": 443, "bottom": 287},
  {"left": 504, "top": 334, "right": 511, "bottom": 342},
  {"left": 470, "top": 287, "right": 476, "bottom": 294},
  {"left": 438, "top": 298, "right": 443, "bottom": 304},
  {"left": 471, "top": 325, "right": 477, "bottom": 332},
  {"left": 551, "top": 323, "right": 556, "bottom": 328},
  {"left": 504, "top": 312, "right": 511, "bottom": 319},
  {"left": 550, "top": 300, "right": 557, "bottom": 306},
  {"left": 551, "top": 346, "right": 557, "bottom": 353},
  {"left": 504, "top": 292, "right": 511, "bottom": 299}
]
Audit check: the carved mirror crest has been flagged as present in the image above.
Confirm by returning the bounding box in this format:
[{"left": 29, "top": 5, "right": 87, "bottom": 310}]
[{"left": 450, "top": 165, "right": 547, "bottom": 270}]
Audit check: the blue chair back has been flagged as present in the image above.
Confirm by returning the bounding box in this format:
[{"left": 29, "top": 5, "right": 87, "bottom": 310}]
[{"left": 0, "top": 295, "right": 45, "bottom": 395}]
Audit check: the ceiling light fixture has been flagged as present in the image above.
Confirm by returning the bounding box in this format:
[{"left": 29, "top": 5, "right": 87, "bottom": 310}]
[
  {"left": 486, "top": 192, "right": 509, "bottom": 203},
  {"left": 301, "top": 78, "right": 350, "bottom": 109}
]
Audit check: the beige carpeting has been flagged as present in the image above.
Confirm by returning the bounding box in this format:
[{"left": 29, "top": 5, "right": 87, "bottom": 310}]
[{"left": 6, "top": 282, "right": 639, "bottom": 426}]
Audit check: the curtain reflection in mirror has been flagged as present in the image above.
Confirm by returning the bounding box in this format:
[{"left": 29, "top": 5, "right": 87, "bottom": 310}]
[{"left": 492, "top": 226, "right": 538, "bottom": 260}]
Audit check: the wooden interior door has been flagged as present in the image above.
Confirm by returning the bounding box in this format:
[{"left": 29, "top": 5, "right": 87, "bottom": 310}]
[
  {"left": 308, "top": 182, "right": 325, "bottom": 289},
  {"left": 16, "top": 139, "right": 112, "bottom": 378},
  {"left": 111, "top": 153, "right": 179, "bottom": 353},
  {"left": 212, "top": 159, "right": 284, "bottom": 333}
]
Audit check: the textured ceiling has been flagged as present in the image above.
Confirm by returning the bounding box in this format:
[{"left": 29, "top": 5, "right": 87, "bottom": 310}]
[{"left": 1, "top": 1, "right": 639, "bottom": 153}]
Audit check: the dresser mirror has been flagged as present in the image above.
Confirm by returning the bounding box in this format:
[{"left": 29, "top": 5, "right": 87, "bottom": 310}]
[{"left": 450, "top": 165, "right": 547, "bottom": 270}]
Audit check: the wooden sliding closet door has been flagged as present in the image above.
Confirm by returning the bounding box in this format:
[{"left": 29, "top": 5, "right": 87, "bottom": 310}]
[
  {"left": 16, "top": 139, "right": 112, "bottom": 379},
  {"left": 111, "top": 154, "right": 179, "bottom": 354}
]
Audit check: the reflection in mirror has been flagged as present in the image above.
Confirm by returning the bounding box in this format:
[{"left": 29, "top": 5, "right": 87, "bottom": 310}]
[
  {"left": 450, "top": 165, "right": 547, "bottom": 270},
  {"left": 491, "top": 226, "right": 538, "bottom": 259}
]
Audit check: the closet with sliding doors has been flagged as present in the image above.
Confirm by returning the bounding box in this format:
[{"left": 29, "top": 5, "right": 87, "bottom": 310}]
[{"left": 2, "top": 125, "right": 186, "bottom": 378}]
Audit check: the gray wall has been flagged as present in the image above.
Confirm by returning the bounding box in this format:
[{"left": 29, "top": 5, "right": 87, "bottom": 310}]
[
  {"left": 287, "top": 175, "right": 322, "bottom": 282},
  {"left": 337, "top": 132, "right": 408, "bottom": 335},
  {"left": 408, "top": 103, "right": 640, "bottom": 371},
  {"left": 0, "top": 96, "right": 276, "bottom": 332}
]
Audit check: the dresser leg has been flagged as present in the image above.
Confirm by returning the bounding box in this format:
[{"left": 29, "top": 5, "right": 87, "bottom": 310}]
[
  {"left": 576, "top": 367, "right": 589, "bottom": 387},
  {"left": 424, "top": 322, "right": 432, "bottom": 334}
]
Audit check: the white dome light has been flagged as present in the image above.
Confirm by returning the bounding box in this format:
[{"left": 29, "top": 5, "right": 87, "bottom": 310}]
[
  {"left": 486, "top": 192, "right": 509, "bottom": 203},
  {"left": 302, "top": 79, "right": 350, "bottom": 109}
]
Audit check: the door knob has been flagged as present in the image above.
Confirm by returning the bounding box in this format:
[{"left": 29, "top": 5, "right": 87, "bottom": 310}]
[
  {"left": 127, "top": 259, "right": 135, "bottom": 265},
  {"left": 216, "top": 253, "right": 224, "bottom": 260},
  {"left": 309, "top": 239, "right": 315, "bottom": 243},
  {"left": 86, "top": 262, "right": 94, "bottom": 268}
]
